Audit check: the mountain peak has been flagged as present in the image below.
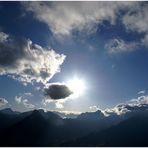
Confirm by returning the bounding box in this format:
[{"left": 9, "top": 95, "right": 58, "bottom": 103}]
[{"left": 77, "top": 110, "right": 105, "bottom": 120}]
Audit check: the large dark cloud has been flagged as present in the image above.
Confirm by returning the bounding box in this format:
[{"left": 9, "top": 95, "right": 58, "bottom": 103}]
[{"left": 44, "top": 83, "right": 73, "bottom": 100}]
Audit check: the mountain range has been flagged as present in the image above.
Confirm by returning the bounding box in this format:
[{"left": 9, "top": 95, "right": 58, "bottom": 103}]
[{"left": 0, "top": 108, "right": 148, "bottom": 146}]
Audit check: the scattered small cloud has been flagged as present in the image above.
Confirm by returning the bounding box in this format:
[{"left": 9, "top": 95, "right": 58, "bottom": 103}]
[
  {"left": 22, "top": 99, "right": 35, "bottom": 109},
  {"left": 0, "top": 32, "right": 9, "bottom": 42},
  {"left": 0, "top": 97, "right": 8, "bottom": 107},
  {"left": 105, "top": 38, "right": 139, "bottom": 54},
  {"left": 89, "top": 105, "right": 100, "bottom": 112},
  {"left": 55, "top": 101, "right": 64, "bottom": 109},
  {"left": 24, "top": 92, "right": 33, "bottom": 97},
  {"left": 15, "top": 92, "right": 35, "bottom": 109},
  {"left": 15, "top": 96, "right": 22, "bottom": 104},
  {"left": 35, "top": 86, "right": 41, "bottom": 91},
  {"left": 138, "top": 90, "right": 145, "bottom": 95}
]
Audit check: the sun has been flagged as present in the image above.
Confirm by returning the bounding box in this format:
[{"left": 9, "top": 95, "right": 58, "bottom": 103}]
[{"left": 66, "top": 77, "right": 86, "bottom": 98}]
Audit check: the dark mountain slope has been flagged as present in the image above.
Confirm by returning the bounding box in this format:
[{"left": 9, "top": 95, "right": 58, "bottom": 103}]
[
  {"left": 62, "top": 115, "right": 148, "bottom": 147},
  {"left": 0, "top": 108, "right": 20, "bottom": 129},
  {"left": 0, "top": 110, "right": 59, "bottom": 146},
  {"left": 0, "top": 108, "right": 19, "bottom": 115},
  {"left": 77, "top": 110, "right": 105, "bottom": 120},
  {"left": 0, "top": 109, "right": 111, "bottom": 146}
]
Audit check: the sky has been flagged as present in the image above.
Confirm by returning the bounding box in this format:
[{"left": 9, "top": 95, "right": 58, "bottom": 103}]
[{"left": 0, "top": 1, "right": 148, "bottom": 113}]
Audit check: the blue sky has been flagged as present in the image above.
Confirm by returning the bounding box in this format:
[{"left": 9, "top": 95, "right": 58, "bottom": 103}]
[{"left": 0, "top": 1, "right": 148, "bottom": 113}]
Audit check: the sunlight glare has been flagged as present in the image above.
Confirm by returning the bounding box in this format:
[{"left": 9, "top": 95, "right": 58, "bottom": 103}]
[{"left": 66, "top": 77, "right": 86, "bottom": 98}]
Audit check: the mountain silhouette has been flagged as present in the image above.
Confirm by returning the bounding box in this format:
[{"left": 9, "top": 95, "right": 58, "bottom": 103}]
[
  {"left": 62, "top": 115, "right": 148, "bottom": 146},
  {"left": 0, "top": 109, "right": 110, "bottom": 146},
  {"left": 77, "top": 110, "right": 105, "bottom": 120},
  {"left": 0, "top": 108, "right": 19, "bottom": 115},
  {"left": 1, "top": 108, "right": 148, "bottom": 146}
]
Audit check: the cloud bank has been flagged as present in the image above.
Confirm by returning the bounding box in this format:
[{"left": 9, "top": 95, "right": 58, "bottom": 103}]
[
  {"left": 22, "top": 2, "right": 148, "bottom": 54},
  {"left": 0, "top": 32, "right": 66, "bottom": 85},
  {"left": 104, "top": 95, "right": 148, "bottom": 116},
  {"left": 22, "top": 1, "right": 137, "bottom": 36}
]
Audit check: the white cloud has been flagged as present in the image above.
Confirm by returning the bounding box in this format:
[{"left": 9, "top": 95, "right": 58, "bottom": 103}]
[
  {"left": 15, "top": 96, "right": 22, "bottom": 104},
  {"left": 24, "top": 92, "right": 33, "bottom": 97},
  {"left": 0, "top": 32, "right": 8, "bottom": 42},
  {"left": 15, "top": 92, "right": 35, "bottom": 109},
  {"left": 22, "top": 1, "right": 137, "bottom": 36},
  {"left": 142, "top": 34, "right": 148, "bottom": 47},
  {"left": 22, "top": 2, "right": 148, "bottom": 54},
  {"left": 22, "top": 99, "right": 35, "bottom": 109},
  {"left": 89, "top": 105, "right": 99, "bottom": 112},
  {"left": 123, "top": 3, "right": 148, "bottom": 34},
  {"left": 105, "top": 38, "right": 139, "bottom": 53},
  {"left": 105, "top": 95, "right": 148, "bottom": 116},
  {"left": 55, "top": 101, "right": 64, "bottom": 109},
  {"left": 42, "top": 96, "right": 67, "bottom": 109},
  {"left": 0, "top": 97, "right": 8, "bottom": 107},
  {"left": 122, "top": 3, "right": 148, "bottom": 50},
  {"left": 0, "top": 32, "right": 66, "bottom": 85},
  {"left": 131, "top": 95, "right": 148, "bottom": 105},
  {"left": 22, "top": 1, "right": 148, "bottom": 54},
  {"left": 138, "top": 90, "right": 145, "bottom": 95}
]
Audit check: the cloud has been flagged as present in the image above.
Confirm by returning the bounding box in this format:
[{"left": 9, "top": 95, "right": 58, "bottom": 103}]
[
  {"left": 15, "top": 96, "right": 22, "bottom": 104},
  {"left": 122, "top": 3, "right": 148, "bottom": 34},
  {"left": 44, "top": 83, "right": 73, "bottom": 100},
  {"left": 22, "top": 99, "right": 35, "bottom": 109},
  {"left": 131, "top": 95, "right": 148, "bottom": 105},
  {"left": 0, "top": 98, "right": 8, "bottom": 107},
  {"left": 22, "top": 1, "right": 148, "bottom": 54},
  {"left": 138, "top": 90, "right": 145, "bottom": 95},
  {"left": 24, "top": 92, "right": 33, "bottom": 97},
  {"left": 0, "top": 32, "right": 9, "bottom": 42},
  {"left": 122, "top": 3, "right": 148, "bottom": 49},
  {"left": 105, "top": 38, "right": 139, "bottom": 53},
  {"left": 15, "top": 92, "right": 33, "bottom": 104},
  {"left": 105, "top": 95, "right": 148, "bottom": 116},
  {"left": 22, "top": 1, "right": 137, "bottom": 36},
  {"left": 0, "top": 32, "right": 66, "bottom": 85},
  {"left": 89, "top": 105, "right": 100, "bottom": 112},
  {"left": 22, "top": 2, "right": 148, "bottom": 54},
  {"left": 55, "top": 101, "right": 64, "bottom": 109},
  {"left": 15, "top": 92, "right": 35, "bottom": 109},
  {"left": 142, "top": 34, "right": 148, "bottom": 47}
]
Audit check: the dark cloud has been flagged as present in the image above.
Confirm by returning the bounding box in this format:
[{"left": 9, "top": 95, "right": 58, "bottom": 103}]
[
  {"left": 0, "top": 36, "right": 28, "bottom": 67},
  {"left": 44, "top": 83, "right": 73, "bottom": 100}
]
